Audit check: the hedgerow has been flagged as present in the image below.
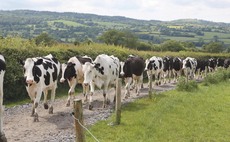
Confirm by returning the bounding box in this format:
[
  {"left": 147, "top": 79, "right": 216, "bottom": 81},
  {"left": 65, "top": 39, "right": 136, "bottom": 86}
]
[{"left": 1, "top": 37, "right": 230, "bottom": 103}]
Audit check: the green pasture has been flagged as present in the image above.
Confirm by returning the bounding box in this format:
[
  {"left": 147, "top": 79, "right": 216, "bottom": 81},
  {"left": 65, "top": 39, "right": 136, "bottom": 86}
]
[
  {"left": 86, "top": 81, "right": 230, "bottom": 142},
  {"left": 47, "top": 20, "right": 86, "bottom": 27},
  {"left": 94, "top": 21, "right": 129, "bottom": 28}
]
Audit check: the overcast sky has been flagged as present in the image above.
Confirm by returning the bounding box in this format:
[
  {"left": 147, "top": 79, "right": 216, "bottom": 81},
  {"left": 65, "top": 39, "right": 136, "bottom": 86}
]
[{"left": 1, "top": 0, "right": 230, "bottom": 23}]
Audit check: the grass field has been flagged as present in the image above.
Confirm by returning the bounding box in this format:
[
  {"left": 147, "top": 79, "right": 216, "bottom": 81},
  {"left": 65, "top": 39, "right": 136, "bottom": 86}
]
[
  {"left": 85, "top": 81, "right": 230, "bottom": 142},
  {"left": 48, "top": 20, "right": 86, "bottom": 27}
]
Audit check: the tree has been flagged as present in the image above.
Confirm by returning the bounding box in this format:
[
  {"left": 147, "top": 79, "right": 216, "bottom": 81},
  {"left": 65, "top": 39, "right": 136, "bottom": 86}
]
[
  {"left": 202, "top": 42, "right": 225, "bottom": 53},
  {"left": 161, "top": 40, "right": 185, "bottom": 52},
  {"left": 34, "top": 32, "right": 55, "bottom": 46},
  {"left": 98, "top": 30, "right": 124, "bottom": 46},
  {"left": 98, "top": 29, "right": 138, "bottom": 49}
]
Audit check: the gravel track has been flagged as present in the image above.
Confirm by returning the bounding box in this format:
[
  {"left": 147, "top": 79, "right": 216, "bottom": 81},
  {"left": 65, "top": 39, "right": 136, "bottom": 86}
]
[{"left": 3, "top": 83, "right": 176, "bottom": 142}]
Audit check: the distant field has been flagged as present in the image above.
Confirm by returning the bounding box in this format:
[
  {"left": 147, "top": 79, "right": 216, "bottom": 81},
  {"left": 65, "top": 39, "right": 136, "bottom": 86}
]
[
  {"left": 94, "top": 21, "right": 129, "bottom": 28},
  {"left": 48, "top": 20, "right": 86, "bottom": 27}
]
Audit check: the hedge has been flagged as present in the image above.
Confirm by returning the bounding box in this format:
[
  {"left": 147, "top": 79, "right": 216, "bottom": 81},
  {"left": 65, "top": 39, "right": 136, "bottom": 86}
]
[{"left": 1, "top": 39, "right": 230, "bottom": 103}]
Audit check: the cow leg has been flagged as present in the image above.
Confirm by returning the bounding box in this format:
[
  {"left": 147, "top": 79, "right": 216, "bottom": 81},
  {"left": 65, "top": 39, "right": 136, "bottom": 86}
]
[
  {"left": 102, "top": 82, "right": 110, "bottom": 108},
  {"left": 66, "top": 80, "right": 77, "bottom": 107},
  {"left": 140, "top": 74, "right": 144, "bottom": 89},
  {"left": 124, "top": 77, "right": 132, "bottom": 98},
  {"left": 49, "top": 86, "right": 57, "bottom": 114},
  {"left": 88, "top": 82, "right": 95, "bottom": 110},
  {"left": 66, "top": 91, "right": 72, "bottom": 107},
  {"left": 33, "top": 90, "right": 42, "bottom": 122},
  {"left": 0, "top": 81, "right": 3, "bottom": 136},
  {"left": 43, "top": 90, "right": 49, "bottom": 109},
  {"left": 0, "top": 131, "right": 7, "bottom": 142},
  {"left": 82, "top": 83, "right": 89, "bottom": 102},
  {"left": 67, "top": 89, "right": 74, "bottom": 107}
]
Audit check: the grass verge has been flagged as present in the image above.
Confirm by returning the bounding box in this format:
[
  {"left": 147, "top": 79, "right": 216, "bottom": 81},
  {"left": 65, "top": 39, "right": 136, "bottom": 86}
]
[{"left": 86, "top": 81, "right": 230, "bottom": 142}]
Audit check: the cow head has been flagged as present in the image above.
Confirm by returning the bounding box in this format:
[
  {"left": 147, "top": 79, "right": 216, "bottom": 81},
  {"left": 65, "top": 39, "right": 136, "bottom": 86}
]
[
  {"left": 21, "top": 58, "right": 43, "bottom": 85},
  {"left": 163, "top": 57, "right": 170, "bottom": 71},
  {"left": 145, "top": 59, "right": 151, "bottom": 71},
  {"left": 60, "top": 62, "right": 76, "bottom": 83},
  {"left": 208, "top": 58, "right": 216, "bottom": 69},
  {"left": 82, "top": 62, "right": 95, "bottom": 86}
]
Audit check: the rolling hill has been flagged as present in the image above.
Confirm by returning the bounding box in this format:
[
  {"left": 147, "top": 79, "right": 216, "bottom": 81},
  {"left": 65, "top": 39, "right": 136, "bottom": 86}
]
[{"left": 0, "top": 10, "right": 230, "bottom": 46}]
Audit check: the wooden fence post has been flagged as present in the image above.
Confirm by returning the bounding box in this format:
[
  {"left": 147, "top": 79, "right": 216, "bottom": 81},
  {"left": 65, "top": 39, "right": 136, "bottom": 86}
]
[
  {"left": 73, "top": 99, "right": 85, "bottom": 142},
  {"left": 115, "top": 78, "right": 122, "bottom": 125}
]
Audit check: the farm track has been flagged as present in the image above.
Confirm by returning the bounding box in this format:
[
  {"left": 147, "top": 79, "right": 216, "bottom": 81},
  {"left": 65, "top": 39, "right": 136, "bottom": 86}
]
[{"left": 3, "top": 82, "right": 177, "bottom": 142}]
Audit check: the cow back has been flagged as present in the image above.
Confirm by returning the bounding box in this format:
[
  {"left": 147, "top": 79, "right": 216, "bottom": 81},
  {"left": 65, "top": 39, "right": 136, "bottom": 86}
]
[{"left": 123, "top": 56, "right": 145, "bottom": 77}]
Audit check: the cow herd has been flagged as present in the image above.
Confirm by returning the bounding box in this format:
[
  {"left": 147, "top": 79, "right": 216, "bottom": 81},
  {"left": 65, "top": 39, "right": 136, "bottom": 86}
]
[
  {"left": 0, "top": 53, "right": 230, "bottom": 140},
  {"left": 0, "top": 53, "right": 230, "bottom": 141}
]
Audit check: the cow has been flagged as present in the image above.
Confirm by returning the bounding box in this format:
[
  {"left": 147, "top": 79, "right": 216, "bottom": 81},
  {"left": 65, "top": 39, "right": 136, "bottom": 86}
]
[
  {"left": 120, "top": 56, "right": 145, "bottom": 98},
  {"left": 0, "top": 54, "right": 6, "bottom": 142},
  {"left": 82, "top": 54, "right": 120, "bottom": 110},
  {"left": 224, "top": 58, "right": 230, "bottom": 69},
  {"left": 208, "top": 58, "right": 216, "bottom": 72},
  {"left": 196, "top": 59, "right": 208, "bottom": 79},
  {"left": 216, "top": 58, "right": 225, "bottom": 69},
  {"left": 19, "top": 54, "right": 60, "bottom": 122},
  {"left": 172, "top": 57, "right": 183, "bottom": 82},
  {"left": 162, "top": 56, "right": 173, "bottom": 83},
  {"left": 182, "top": 57, "right": 197, "bottom": 80},
  {"left": 145, "top": 56, "right": 163, "bottom": 86},
  {"left": 60, "top": 55, "right": 92, "bottom": 106}
]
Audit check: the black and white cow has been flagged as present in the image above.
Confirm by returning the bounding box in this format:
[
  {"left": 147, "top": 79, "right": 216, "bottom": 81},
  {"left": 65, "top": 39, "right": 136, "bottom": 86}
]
[
  {"left": 172, "top": 57, "right": 183, "bottom": 82},
  {"left": 120, "top": 56, "right": 145, "bottom": 98},
  {"left": 60, "top": 55, "right": 92, "bottom": 106},
  {"left": 20, "top": 54, "right": 60, "bottom": 122},
  {"left": 224, "top": 58, "right": 230, "bottom": 69},
  {"left": 182, "top": 57, "right": 197, "bottom": 80},
  {"left": 216, "top": 58, "right": 225, "bottom": 69},
  {"left": 82, "top": 54, "right": 120, "bottom": 110},
  {"left": 145, "top": 56, "right": 163, "bottom": 86},
  {"left": 162, "top": 56, "right": 173, "bottom": 83},
  {"left": 0, "top": 54, "right": 6, "bottom": 141},
  {"left": 208, "top": 58, "right": 216, "bottom": 72},
  {"left": 196, "top": 59, "right": 208, "bottom": 79}
]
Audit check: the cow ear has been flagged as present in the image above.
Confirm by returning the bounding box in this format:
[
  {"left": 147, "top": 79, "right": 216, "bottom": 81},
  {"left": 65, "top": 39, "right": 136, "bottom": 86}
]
[
  {"left": 67, "top": 62, "right": 75, "bottom": 67},
  {"left": 18, "top": 59, "right": 25, "bottom": 66},
  {"left": 94, "top": 63, "right": 100, "bottom": 69},
  {"left": 35, "top": 59, "right": 43, "bottom": 65}
]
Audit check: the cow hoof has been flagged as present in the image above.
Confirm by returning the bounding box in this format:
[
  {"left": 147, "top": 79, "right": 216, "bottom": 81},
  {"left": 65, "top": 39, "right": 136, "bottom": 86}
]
[
  {"left": 141, "top": 84, "right": 144, "bottom": 89},
  {"left": 89, "top": 105, "right": 93, "bottom": 110},
  {"left": 66, "top": 101, "right": 70, "bottom": 107},
  {"left": 33, "top": 113, "right": 39, "bottom": 122},
  {"left": 0, "top": 132, "right": 7, "bottom": 142},
  {"left": 31, "top": 109, "right": 35, "bottom": 117},
  {"left": 106, "top": 99, "right": 110, "bottom": 105},
  {"left": 84, "top": 98, "right": 88, "bottom": 102},
  {"left": 44, "top": 103, "right": 49, "bottom": 109},
  {"left": 49, "top": 107, "right": 53, "bottom": 114}
]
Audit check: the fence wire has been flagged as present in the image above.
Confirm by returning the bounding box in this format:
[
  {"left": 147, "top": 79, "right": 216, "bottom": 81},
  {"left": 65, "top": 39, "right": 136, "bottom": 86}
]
[{"left": 71, "top": 113, "right": 100, "bottom": 142}]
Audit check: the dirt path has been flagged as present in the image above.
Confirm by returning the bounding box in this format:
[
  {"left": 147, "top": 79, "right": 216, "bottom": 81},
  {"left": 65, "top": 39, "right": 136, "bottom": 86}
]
[{"left": 3, "top": 82, "right": 176, "bottom": 142}]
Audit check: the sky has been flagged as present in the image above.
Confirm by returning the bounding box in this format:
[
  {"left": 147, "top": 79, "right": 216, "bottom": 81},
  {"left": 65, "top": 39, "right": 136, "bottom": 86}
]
[{"left": 1, "top": 0, "right": 230, "bottom": 23}]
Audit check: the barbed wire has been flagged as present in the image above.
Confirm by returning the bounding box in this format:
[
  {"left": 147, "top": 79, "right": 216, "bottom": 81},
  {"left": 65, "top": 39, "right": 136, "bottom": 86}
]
[{"left": 70, "top": 112, "right": 100, "bottom": 142}]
